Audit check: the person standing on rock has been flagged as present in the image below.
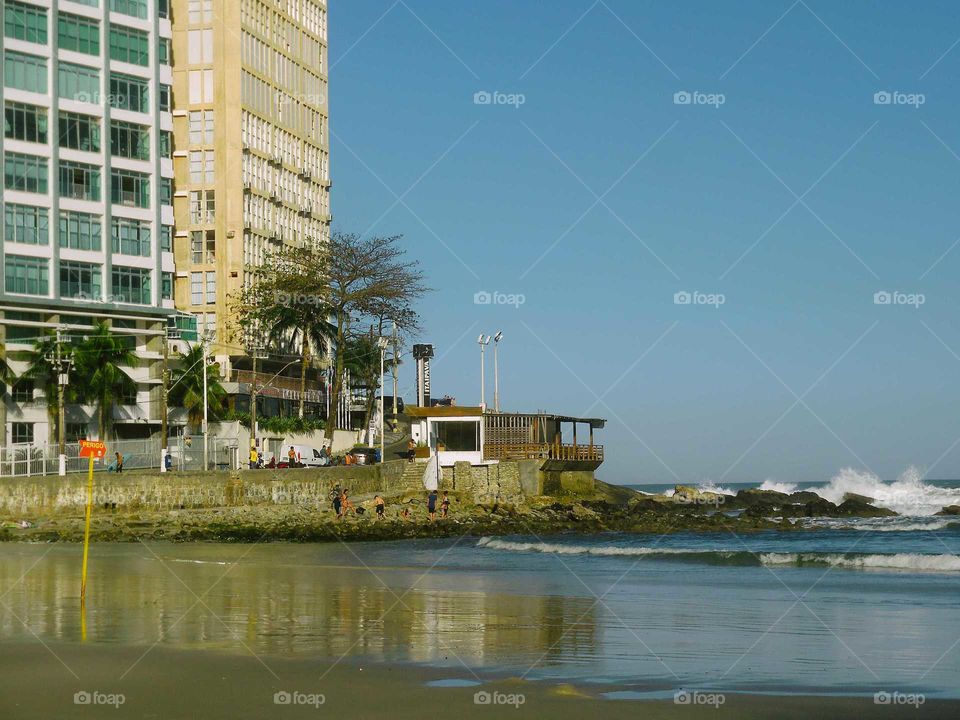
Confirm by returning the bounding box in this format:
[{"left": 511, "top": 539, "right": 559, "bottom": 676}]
[
  {"left": 374, "top": 495, "right": 385, "bottom": 520},
  {"left": 407, "top": 439, "right": 416, "bottom": 462},
  {"left": 427, "top": 489, "right": 438, "bottom": 521},
  {"left": 440, "top": 492, "right": 450, "bottom": 519}
]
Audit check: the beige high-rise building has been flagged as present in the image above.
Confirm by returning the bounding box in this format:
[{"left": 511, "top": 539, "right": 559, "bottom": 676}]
[{"left": 170, "top": 0, "right": 330, "bottom": 367}]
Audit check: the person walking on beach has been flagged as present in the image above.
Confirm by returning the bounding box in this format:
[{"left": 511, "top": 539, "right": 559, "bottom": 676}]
[
  {"left": 427, "top": 489, "right": 438, "bottom": 521},
  {"left": 115, "top": 452, "right": 124, "bottom": 474},
  {"left": 340, "top": 490, "right": 354, "bottom": 519},
  {"left": 440, "top": 492, "right": 450, "bottom": 519},
  {"left": 374, "top": 495, "right": 385, "bottom": 520}
]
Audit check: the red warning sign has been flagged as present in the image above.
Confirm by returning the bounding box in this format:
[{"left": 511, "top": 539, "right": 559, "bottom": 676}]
[{"left": 79, "top": 440, "right": 106, "bottom": 459}]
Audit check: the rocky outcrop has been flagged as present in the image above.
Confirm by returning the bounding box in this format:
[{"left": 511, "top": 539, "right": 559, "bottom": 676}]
[{"left": 935, "top": 505, "right": 960, "bottom": 516}]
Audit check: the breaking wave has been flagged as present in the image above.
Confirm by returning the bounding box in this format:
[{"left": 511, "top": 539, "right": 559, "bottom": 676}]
[
  {"left": 806, "top": 467, "right": 960, "bottom": 516},
  {"left": 477, "top": 538, "right": 960, "bottom": 572}
]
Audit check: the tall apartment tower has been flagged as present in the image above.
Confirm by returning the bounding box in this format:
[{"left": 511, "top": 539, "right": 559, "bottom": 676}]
[
  {"left": 170, "top": 0, "right": 330, "bottom": 368},
  {"left": 1, "top": 0, "right": 176, "bottom": 446}
]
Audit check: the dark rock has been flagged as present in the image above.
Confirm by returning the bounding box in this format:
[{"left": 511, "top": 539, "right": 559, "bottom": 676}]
[
  {"left": 732, "top": 489, "right": 789, "bottom": 507},
  {"left": 803, "top": 498, "right": 838, "bottom": 517},
  {"left": 935, "top": 505, "right": 960, "bottom": 516},
  {"left": 836, "top": 499, "right": 896, "bottom": 517},
  {"left": 786, "top": 491, "right": 821, "bottom": 504},
  {"left": 842, "top": 492, "right": 876, "bottom": 505}
]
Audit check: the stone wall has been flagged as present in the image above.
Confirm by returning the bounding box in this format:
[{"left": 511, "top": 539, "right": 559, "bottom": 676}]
[{"left": 0, "top": 459, "right": 596, "bottom": 516}]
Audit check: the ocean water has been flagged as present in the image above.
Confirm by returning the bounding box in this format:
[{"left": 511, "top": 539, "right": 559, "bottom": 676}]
[{"left": 1, "top": 470, "right": 957, "bottom": 700}]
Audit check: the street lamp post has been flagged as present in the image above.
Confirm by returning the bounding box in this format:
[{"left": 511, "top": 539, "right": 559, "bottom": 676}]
[
  {"left": 493, "top": 331, "right": 503, "bottom": 412},
  {"left": 202, "top": 335, "right": 209, "bottom": 471},
  {"left": 478, "top": 335, "right": 491, "bottom": 409},
  {"left": 377, "top": 336, "right": 389, "bottom": 462}
]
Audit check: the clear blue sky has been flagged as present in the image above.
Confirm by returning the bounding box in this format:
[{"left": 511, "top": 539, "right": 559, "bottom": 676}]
[{"left": 329, "top": 0, "right": 960, "bottom": 485}]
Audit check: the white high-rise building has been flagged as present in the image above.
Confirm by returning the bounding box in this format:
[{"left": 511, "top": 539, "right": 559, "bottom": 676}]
[{"left": 1, "top": 0, "right": 177, "bottom": 446}]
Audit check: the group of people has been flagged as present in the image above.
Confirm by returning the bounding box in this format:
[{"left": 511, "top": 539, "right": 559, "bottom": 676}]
[
  {"left": 249, "top": 445, "right": 333, "bottom": 469},
  {"left": 328, "top": 486, "right": 451, "bottom": 522}
]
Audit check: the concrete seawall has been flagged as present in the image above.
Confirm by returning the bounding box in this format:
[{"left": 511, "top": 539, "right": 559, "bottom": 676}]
[{"left": 0, "top": 460, "right": 597, "bottom": 515}]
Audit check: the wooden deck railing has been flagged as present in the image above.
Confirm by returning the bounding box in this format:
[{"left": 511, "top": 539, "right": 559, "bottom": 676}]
[{"left": 484, "top": 443, "right": 604, "bottom": 463}]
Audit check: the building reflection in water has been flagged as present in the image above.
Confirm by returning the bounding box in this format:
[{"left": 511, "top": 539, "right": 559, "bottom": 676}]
[{"left": 0, "top": 545, "right": 599, "bottom": 671}]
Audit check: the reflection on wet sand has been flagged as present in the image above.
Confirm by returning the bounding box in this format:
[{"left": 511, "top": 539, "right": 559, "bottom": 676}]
[{"left": 0, "top": 544, "right": 598, "bottom": 670}]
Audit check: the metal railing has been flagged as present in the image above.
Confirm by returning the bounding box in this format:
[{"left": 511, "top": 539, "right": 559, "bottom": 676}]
[{"left": 0, "top": 436, "right": 242, "bottom": 477}]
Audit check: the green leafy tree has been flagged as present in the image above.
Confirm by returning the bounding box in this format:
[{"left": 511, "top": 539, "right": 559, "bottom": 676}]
[
  {"left": 73, "top": 322, "right": 138, "bottom": 440},
  {"left": 168, "top": 343, "right": 226, "bottom": 431}
]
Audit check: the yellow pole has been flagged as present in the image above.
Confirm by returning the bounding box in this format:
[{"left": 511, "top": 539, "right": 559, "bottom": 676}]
[{"left": 80, "top": 454, "right": 94, "bottom": 602}]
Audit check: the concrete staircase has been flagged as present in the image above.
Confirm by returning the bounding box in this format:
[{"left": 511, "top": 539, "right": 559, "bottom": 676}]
[{"left": 400, "top": 460, "right": 427, "bottom": 491}]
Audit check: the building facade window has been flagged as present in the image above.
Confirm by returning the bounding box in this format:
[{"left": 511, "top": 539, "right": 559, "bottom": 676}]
[
  {"left": 110, "top": 217, "right": 151, "bottom": 256},
  {"left": 110, "top": 73, "right": 149, "bottom": 113},
  {"left": 59, "top": 161, "right": 101, "bottom": 201},
  {"left": 4, "top": 51, "right": 46, "bottom": 93},
  {"left": 66, "top": 423, "right": 87, "bottom": 442},
  {"left": 161, "top": 272, "right": 173, "bottom": 300},
  {"left": 4, "top": 152, "right": 47, "bottom": 193},
  {"left": 59, "top": 62, "right": 100, "bottom": 104},
  {"left": 187, "top": 28, "right": 213, "bottom": 64},
  {"left": 190, "top": 271, "right": 203, "bottom": 305},
  {"left": 12, "top": 422, "right": 34, "bottom": 444},
  {"left": 159, "top": 37, "right": 172, "bottom": 65},
  {"left": 190, "top": 229, "right": 215, "bottom": 263},
  {"left": 60, "top": 260, "right": 102, "bottom": 300},
  {"left": 109, "top": 26, "right": 149, "bottom": 66},
  {"left": 159, "top": 130, "right": 172, "bottom": 159},
  {"left": 205, "top": 271, "right": 216, "bottom": 304},
  {"left": 110, "top": 120, "right": 150, "bottom": 160},
  {"left": 160, "top": 177, "right": 173, "bottom": 205},
  {"left": 4, "top": 101, "right": 47, "bottom": 143},
  {"left": 159, "top": 84, "right": 172, "bottom": 111},
  {"left": 59, "top": 210, "right": 102, "bottom": 250},
  {"left": 4, "top": 2, "right": 47, "bottom": 45},
  {"left": 58, "top": 13, "right": 100, "bottom": 56},
  {"left": 110, "top": 0, "right": 148, "bottom": 21},
  {"left": 188, "top": 69, "right": 213, "bottom": 103},
  {"left": 12, "top": 380, "right": 34, "bottom": 403},
  {"left": 4, "top": 204, "right": 49, "bottom": 245},
  {"left": 111, "top": 266, "right": 151, "bottom": 304},
  {"left": 188, "top": 110, "right": 214, "bottom": 144},
  {"left": 4, "top": 255, "right": 48, "bottom": 295},
  {"left": 189, "top": 190, "right": 215, "bottom": 224},
  {"left": 111, "top": 169, "right": 150, "bottom": 208},
  {"left": 188, "top": 0, "right": 213, "bottom": 24},
  {"left": 160, "top": 224, "right": 173, "bottom": 252},
  {"left": 58, "top": 111, "right": 101, "bottom": 152},
  {"left": 189, "top": 150, "right": 214, "bottom": 183}
]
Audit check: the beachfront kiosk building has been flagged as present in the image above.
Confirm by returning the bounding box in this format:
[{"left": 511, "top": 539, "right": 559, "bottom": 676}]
[{"left": 407, "top": 406, "right": 606, "bottom": 491}]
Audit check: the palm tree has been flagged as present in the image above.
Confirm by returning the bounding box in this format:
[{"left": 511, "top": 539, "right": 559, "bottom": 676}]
[
  {"left": 168, "top": 343, "right": 226, "bottom": 431},
  {"left": 264, "top": 304, "right": 335, "bottom": 418},
  {"left": 343, "top": 333, "right": 384, "bottom": 438},
  {"left": 73, "top": 322, "right": 138, "bottom": 440},
  {"left": 23, "top": 332, "right": 76, "bottom": 443}
]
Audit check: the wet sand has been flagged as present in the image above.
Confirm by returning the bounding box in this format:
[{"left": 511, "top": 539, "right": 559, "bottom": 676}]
[{"left": 1, "top": 642, "right": 957, "bottom": 719}]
